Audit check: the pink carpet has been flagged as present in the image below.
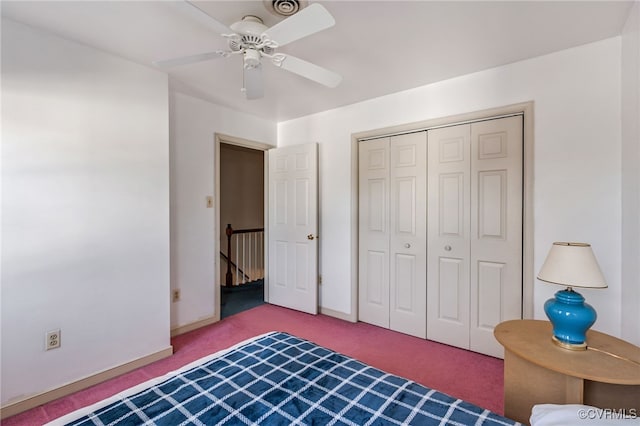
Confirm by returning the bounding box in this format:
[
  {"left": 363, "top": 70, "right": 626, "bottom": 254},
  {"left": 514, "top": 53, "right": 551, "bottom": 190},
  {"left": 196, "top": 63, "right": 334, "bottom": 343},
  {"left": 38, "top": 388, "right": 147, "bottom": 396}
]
[{"left": 4, "top": 304, "right": 505, "bottom": 425}]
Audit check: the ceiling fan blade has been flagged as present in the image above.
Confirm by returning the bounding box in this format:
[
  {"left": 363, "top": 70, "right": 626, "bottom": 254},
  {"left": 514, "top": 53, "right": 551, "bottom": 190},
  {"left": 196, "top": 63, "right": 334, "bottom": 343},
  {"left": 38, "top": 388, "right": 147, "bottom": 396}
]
[
  {"left": 173, "top": 1, "right": 234, "bottom": 36},
  {"left": 275, "top": 55, "right": 342, "bottom": 88},
  {"left": 243, "top": 65, "right": 264, "bottom": 100},
  {"left": 262, "top": 4, "right": 335, "bottom": 47},
  {"left": 153, "top": 51, "right": 226, "bottom": 69}
]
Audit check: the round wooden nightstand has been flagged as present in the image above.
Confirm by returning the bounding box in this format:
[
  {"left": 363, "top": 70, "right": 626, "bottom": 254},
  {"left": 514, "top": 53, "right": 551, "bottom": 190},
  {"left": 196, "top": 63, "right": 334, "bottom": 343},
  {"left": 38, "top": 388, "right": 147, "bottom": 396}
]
[{"left": 494, "top": 319, "right": 640, "bottom": 425}]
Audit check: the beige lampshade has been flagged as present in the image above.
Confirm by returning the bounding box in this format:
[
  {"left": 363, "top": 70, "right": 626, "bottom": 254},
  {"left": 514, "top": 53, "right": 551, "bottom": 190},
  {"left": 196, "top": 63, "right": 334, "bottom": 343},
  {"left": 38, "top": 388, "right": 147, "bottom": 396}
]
[{"left": 537, "top": 242, "right": 607, "bottom": 289}]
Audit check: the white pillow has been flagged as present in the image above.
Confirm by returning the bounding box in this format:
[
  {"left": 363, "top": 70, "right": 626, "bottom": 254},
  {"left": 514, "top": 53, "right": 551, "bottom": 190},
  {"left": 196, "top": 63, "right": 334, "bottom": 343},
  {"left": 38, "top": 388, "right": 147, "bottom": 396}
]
[{"left": 530, "top": 404, "right": 640, "bottom": 426}]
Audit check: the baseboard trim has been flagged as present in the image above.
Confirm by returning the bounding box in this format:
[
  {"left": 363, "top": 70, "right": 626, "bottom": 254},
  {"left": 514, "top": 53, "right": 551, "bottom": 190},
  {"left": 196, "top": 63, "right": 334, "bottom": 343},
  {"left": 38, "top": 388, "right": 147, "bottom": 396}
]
[
  {"left": 171, "top": 315, "right": 219, "bottom": 337},
  {"left": 320, "top": 307, "right": 357, "bottom": 323},
  {"left": 0, "top": 346, "right": 174, "bottom": 420}
]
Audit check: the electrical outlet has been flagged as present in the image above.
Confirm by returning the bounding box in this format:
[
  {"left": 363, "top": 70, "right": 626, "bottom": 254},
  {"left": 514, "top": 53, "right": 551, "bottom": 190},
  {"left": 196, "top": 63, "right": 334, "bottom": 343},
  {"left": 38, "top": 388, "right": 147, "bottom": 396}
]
[
  {"left": 46, "top": 329, "right": 61, "bottom": 351},
  {"left": 172, "top": 289, "right": 181, "bottom": 302}
]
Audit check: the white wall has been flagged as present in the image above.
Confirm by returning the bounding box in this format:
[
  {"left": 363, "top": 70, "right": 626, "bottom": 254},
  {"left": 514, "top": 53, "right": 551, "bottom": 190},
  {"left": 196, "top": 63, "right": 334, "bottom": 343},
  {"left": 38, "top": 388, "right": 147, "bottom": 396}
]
[
  {"left": 170, "top": 92, "right": 275, "bottom": 329},
  {"left": 1, "top": 19, "right": 171, "bottom": 406},
  {"left": 621, "top": 1, "right": 640, "bottom": 345},
  {"left": 278, "top": 37, "right": 627, "bottom": 339}
]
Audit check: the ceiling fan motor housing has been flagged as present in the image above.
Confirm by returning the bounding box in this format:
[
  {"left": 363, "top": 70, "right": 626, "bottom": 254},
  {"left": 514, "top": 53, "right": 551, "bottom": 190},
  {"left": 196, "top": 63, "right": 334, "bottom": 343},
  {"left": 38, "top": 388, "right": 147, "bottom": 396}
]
[
  {"left": 230, "top": 15, "right": 268, "bottom": 37},
  {"left": 228, "top": 15, "right": 275, "bottom": 55}
]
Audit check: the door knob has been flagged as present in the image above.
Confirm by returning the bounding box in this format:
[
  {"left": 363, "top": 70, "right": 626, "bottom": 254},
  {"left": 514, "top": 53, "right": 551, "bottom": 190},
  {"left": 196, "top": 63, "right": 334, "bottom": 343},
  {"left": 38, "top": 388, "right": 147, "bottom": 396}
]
[
  {"left": 405, "top": 243, "right": 411, "bottom": 248},
  {"left": 444, "top": 245, "right": 452, "bottom": 251},
  {"left": 307, "top": 234, "right": 315, "bottom": 240}
]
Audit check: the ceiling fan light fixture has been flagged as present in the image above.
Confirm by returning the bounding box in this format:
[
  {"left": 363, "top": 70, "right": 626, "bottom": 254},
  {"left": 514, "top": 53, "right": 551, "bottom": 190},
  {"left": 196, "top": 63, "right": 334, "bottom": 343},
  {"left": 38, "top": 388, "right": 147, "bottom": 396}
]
[{"left": 243, "top": 49, "right": 262, "bottom": 69}]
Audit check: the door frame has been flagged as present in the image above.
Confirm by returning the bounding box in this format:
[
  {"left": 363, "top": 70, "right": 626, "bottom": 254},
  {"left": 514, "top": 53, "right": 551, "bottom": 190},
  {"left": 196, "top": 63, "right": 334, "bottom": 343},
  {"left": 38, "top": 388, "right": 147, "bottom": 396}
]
[
  {"left": 214, "top": 133, "right": 274, "bottom": 320},
  {"left": 350, "top": 101, "right": 535, "bottom": 322}
]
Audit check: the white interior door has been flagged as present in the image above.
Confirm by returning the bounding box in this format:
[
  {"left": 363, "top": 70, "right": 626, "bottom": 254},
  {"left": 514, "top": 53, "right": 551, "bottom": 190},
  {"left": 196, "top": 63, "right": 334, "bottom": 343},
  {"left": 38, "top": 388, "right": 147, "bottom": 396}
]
[
  {"left": 267, "top": 143, "right": 318, "bottom": 314},
  {"left": 389, "top": 132, "right": 427, "bottom": 338},
  {"left": 469, "top": 116, "right": 523, "bottom": 357},
  {"left": 358, "top": 133, "right": 427, "bottom": 338},
  {"left": 427, "top": 117, "right": 523, "bottom": 357},
  {"left": 358, "top": 138, "right": 390, "bottom": 328},
  {"left": 427, "top": 124, "right": 471, "bottom": 348}
]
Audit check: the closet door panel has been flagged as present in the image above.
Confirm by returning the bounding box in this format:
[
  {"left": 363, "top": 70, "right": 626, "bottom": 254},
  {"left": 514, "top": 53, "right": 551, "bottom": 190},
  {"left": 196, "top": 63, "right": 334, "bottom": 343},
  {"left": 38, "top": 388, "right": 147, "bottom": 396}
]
[
  {"left": 366, "top": 250, "right": 387, "bottom": 305},
  {"left": 438, "top": 257, "right": 464, "bottom": 322},
  {"left": 394, "top": 253, "right": 416, "bottom": 311},
  {"left": 358, "top": 139, "right": 390, "bottom": 328},
  {"left": 389, "top": 132, "right": 427, "bottom": 338},
  {"left": 470, "top": 116, "right": 523, "bottom": 357},
  {"left": 477, "top": 261, "right": 506, "bottom": 328},
  {"left": 427, "top": 125, "right": 471, "bottom": 348}
]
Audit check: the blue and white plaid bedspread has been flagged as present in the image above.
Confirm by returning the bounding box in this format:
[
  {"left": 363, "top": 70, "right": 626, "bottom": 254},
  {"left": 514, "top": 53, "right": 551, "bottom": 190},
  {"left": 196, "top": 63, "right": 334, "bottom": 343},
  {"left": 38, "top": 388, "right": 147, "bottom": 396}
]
[{"left": 52, "top": 332, "right": 520, "bottom": 425}]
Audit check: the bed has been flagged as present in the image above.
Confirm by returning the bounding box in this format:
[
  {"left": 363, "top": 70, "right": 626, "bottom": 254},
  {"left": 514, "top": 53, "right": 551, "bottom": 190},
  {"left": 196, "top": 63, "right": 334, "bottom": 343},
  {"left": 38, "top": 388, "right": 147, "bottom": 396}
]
[{"left": 46, "top": 332, "right": 521, "bottom": 425}]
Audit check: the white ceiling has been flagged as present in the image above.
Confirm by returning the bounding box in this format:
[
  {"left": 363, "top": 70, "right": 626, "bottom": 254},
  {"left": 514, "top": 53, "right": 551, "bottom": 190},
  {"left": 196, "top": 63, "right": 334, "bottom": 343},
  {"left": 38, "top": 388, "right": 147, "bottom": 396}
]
[{"left": 2, "top": 1, "right": 633, "bottom": 122}]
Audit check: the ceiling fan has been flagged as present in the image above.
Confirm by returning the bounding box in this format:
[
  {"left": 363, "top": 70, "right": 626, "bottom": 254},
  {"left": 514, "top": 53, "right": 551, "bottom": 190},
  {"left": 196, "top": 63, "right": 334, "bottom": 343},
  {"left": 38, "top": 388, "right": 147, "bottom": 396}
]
[{"left": 155, "top": 1, "right": 342, "bottom": 100}]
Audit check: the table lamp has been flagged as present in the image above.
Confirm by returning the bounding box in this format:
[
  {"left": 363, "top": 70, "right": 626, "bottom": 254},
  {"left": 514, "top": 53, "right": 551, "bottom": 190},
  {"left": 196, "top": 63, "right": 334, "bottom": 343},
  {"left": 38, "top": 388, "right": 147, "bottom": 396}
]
[{"left": 537, "top": 242, "right": 607, "bottom": 350}]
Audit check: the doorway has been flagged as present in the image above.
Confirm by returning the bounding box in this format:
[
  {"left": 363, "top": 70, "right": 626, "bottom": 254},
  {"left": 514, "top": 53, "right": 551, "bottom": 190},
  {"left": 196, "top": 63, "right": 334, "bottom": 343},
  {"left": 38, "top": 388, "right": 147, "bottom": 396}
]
[{"left": 215, "top": 134, "right": 271, "bottom": 319}]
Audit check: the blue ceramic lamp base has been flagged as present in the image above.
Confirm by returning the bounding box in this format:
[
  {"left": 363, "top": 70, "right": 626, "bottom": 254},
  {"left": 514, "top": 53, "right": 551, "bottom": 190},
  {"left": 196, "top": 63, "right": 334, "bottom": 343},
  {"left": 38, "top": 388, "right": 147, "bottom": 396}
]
[{"left": 544, "top": 288, "right": 597, "bottom": 351}]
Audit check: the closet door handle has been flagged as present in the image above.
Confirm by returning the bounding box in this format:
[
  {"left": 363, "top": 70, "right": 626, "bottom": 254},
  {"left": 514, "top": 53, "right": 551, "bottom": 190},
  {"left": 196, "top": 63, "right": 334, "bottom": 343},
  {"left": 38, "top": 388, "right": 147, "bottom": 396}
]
[
  {"left": 444, "top": 245, "right": 452, "bottom": 251},
  {"left": 405, "top": 243, "right": 411, "bottom": 248}
]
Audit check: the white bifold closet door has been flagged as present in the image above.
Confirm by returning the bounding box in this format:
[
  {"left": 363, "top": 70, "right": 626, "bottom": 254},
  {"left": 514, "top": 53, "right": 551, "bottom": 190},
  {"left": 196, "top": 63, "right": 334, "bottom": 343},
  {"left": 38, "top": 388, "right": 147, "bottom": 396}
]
[
  {"left": 358, "top": 132, "right": 427, "bottom": 338},
  {"left": 427, "top": 115, "right": 522, "bottom": 358}
]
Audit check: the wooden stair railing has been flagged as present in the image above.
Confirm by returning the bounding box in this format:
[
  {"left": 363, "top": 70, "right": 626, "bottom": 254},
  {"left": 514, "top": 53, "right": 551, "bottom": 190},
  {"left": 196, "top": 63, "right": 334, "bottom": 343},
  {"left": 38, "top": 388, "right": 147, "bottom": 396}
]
[
  {"left": 224, "top": 224, "right": 265, "bottom": 287},
  {"left": 219, "top": 252, "right": 250, "bottom": 283}
]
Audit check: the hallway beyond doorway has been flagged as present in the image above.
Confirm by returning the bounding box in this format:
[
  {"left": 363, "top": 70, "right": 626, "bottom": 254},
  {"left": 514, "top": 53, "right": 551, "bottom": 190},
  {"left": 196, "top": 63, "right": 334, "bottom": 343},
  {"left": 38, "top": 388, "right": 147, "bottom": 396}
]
[{"left": 220, "top": 280, "right": 264, "bottom": 319}]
